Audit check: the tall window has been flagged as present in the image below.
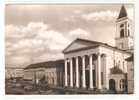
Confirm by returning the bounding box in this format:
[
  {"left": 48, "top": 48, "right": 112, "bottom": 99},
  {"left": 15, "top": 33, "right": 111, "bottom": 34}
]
[
  {"left": 128, "top": 29, "right": 130, "bottom": 36},
  {"left": 101, "top": 72, "right": 103, "bottom": 85},
  {"left": 123, "top": 61, "right": 125, "bottom": 71},
  {"left": 120, "top": 79, "right": 125, "bottom": 90},
  {"left": 118, "top": 60, "right": 120, "bottom": 68},
  {"left": 120, "top": 29, "right": 124, "bottom": 38},
  {"left": 114, "top": 60, "right": 116, "bottom": 67}
]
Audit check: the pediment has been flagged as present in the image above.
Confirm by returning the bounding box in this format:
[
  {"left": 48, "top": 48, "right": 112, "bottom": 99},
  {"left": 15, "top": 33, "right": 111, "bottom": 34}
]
[{"left": 63, "top": 38, "right": 100, "bottom": 53}]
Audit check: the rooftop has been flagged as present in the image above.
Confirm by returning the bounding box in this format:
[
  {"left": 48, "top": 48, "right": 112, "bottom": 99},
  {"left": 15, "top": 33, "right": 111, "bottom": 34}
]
[
  {"left": 117, "top": 5, "right": 128, "bottom": 19},
  {"left": 63, "top": 38, "right": 131, "bottom": 54},
  {"left": 24, "top": 59, "right": 64, "bottom": 70}
]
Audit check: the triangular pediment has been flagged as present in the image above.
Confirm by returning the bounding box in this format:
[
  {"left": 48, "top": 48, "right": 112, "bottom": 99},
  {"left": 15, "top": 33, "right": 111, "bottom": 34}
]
[{"left": 63, "top": 38, "right": 101, "bottom": 53}]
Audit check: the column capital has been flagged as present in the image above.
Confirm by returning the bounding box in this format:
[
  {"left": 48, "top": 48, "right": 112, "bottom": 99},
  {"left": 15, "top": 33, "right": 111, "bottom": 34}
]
[
  {"left": 97, "top": 53, "right": 101, "bottom": 56},
  {"left": 89, "top": 54, "right": 93, "bottom": 57},
  {"left": 81, "top": 55, "right": 85, "bottom": 58},
  {"left": 75, "top": 56, "right": 79, "bottom": 59}
]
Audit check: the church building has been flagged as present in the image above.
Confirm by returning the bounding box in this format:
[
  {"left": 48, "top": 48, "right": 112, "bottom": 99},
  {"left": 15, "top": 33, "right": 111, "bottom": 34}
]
[{"left": 63, "top": 5, "right": 133, "bottom": 92}]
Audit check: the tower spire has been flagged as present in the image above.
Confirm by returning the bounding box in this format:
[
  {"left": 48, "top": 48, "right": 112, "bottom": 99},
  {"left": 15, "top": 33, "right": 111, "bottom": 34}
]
[
  {"left": 117, "top": 5, "right": 128, "bottom": 19},
  {"left": 115, "top": 5, "right": 133, "bottom": 52}
]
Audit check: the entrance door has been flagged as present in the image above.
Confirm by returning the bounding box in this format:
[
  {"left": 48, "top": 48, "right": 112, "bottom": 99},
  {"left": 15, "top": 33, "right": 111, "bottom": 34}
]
[{"left": 109, "top": 79, "right": 116, "bottom": 91}]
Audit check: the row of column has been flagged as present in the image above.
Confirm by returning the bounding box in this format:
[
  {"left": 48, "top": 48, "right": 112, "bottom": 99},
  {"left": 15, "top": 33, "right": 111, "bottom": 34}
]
[{"left": 64, "top": 53, "right": 102, "bottom": 89}]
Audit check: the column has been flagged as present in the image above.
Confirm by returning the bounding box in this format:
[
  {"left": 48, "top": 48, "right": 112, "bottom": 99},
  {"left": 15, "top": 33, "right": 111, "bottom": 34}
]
[
  {"left": 64, "top": 59, "right": 68, "bottom": 87},
  {"left": 97, "top": 53, "right": 102, "bottom": 89},
  {"left": 82, "top": 56, "right": 86, "bottom": 88},
  {"left": 70, "top": 58, "right": 73, "bottom": 87},
  {"left": 89, "top": 55, "right": 93, "bottom": 89},
  {"left": 76, "top": 57, "right": 79, "bottom": 88}
]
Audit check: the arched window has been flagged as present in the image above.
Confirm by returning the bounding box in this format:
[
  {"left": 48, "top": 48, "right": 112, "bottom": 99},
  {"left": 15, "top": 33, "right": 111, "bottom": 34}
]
[{"left": 120, "top": 29, "right": 124, "bottom": 38}]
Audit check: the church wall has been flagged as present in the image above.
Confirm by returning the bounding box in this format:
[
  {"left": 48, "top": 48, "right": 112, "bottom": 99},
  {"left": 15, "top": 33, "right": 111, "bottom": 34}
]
[
  {"left": 127, "top": 61, "right": 134, "bottom": 93},
  {"left": 109, "top": 74, "right": 126, "bottom": 91},
  {"left": 99, "top": 46, "right": 130, "bottom": 73},
  {"left": 99, "top": 46, "right": 130, "bottom": 89}
]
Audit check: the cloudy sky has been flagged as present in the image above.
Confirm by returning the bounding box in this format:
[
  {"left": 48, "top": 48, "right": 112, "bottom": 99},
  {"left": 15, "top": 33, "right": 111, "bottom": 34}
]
[{"left": 5, "top": 4, "right": 134, "bottom": 68}]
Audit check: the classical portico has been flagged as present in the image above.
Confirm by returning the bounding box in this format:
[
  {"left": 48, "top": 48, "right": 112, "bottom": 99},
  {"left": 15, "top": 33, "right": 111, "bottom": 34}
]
[{"left": 63, "top": 39, "right": 108, "bottom": 90}]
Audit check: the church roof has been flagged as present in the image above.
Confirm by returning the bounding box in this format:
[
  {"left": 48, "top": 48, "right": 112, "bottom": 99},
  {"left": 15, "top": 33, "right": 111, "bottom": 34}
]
[
  {"left": 24, "top": 59, "right": 64, "bottom": 70},
  {"left": 117, "top": 5, "right": 128, "bottom": 19},
  {"left": 63, "top": 38, "right": 131, "bottom": 54}
]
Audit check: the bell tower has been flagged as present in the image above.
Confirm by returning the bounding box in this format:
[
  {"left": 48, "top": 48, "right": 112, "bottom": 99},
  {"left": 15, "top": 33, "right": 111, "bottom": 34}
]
[{"left": 115, "top": 5, "right": 133, "bottom": 52}]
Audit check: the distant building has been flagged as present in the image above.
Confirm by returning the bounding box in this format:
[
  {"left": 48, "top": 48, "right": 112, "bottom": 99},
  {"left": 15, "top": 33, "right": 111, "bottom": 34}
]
[
  {"left": 126, "top": 55, "right": 134, "bottom": 93},
  {"left": 5, "top": 67, "right": 24, "bottom": 79},
  {"left": 62, "top": 5, "right": 133, "bottom": 92},
  {"left": 24, "top": 60, "right": 64, "bottom": 86}
]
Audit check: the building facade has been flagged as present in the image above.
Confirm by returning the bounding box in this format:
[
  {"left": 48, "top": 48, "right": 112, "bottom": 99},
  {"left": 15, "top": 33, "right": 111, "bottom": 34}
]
[
  {"left": 5, "top": 67, "right": 24, "bottom": 79},
  {"left": 63, "top": 5, "right": 133, "bottom": 92},
  {"left": 126, "top": 55, "right": 134, "bottom": 93},
  {"left": 24, "top": 60, "right": 64, "bottom": 86}
]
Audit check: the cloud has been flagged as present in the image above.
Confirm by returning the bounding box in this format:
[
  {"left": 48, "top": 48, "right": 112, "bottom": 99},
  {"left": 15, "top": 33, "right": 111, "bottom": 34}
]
[
  {"left": 6, "top": 22, "right": 70, "bottom": 67},
  {"left": 81, "top": 10, "right": 118, "bottom": 22},
  {"left": 5, "top": 25, "right": 24, "bottom": 39},
  {"left": 73, "top": 10, "right": 82, "bottom": 14},
  {"left": 33, "top": 53, "right": 64, "bottom": 63},
  {"left": 127, "top": 7, "right": 134, "bottom": 20},
  {"left": 69, "top": 28, "right": 90, "bottom": 39}
]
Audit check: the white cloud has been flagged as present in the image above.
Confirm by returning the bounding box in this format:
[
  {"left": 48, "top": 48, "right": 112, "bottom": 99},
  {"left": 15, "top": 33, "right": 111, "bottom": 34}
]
[
  {"left": 5, "top": 25, "right": 24, "bottom": 39},
  {"left": 5, "top": 55, "right": 31, "bottom": 68},
  {"left": 73, "top": 10, "right": 82, "bottom": 14},
  {"left": 81, "top": 10, "right": 118, "bottom": 21},
  {"left": 69, "top": 28, "right": 89, "bottom": 38},
  {"left": 33, "top": 53, "right": 64, "bottom": 63},
  {"left": 6, "top": 22, "right": 70, "bottom": 67},
  {"left": 127, "top": 7, "right": 134, "bottom": 20}
]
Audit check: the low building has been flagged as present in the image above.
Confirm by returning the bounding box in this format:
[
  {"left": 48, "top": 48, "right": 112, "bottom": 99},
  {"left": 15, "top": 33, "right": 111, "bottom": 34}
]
[
  {"left": 24, "top": 60, "right": 64, "bottom": 86},
  {"left": 5, "top": 67, "right": 24, "bottom": 79},
  {"left": 126, "top": 55, "right": 134, "bottom": 93}
]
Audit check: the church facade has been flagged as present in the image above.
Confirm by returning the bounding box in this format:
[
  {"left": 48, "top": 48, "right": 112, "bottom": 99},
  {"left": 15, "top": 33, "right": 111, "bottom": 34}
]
[{"left": 63, "top": 5, "right": 133, "bottom": 92}]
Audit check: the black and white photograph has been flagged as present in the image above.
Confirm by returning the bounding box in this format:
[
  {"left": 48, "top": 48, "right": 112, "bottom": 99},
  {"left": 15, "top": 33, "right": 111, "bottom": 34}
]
[{"left": 5, "top": 4, "right": 134, "bottom": 95}]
